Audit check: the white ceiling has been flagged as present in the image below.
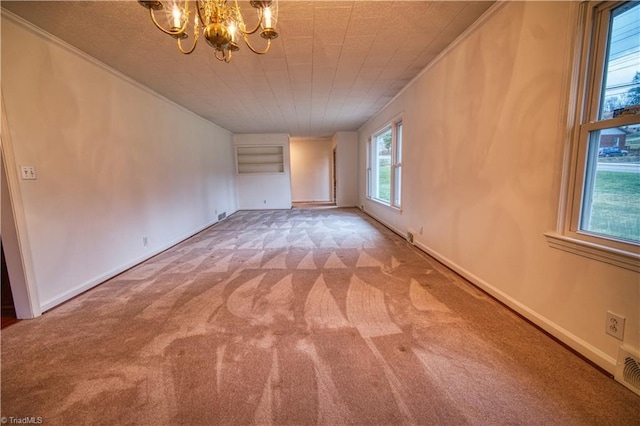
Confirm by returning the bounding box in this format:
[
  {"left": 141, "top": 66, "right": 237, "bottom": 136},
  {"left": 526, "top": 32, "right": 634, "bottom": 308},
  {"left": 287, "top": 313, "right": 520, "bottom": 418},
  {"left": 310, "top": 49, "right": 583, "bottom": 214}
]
[{"left": 2, "top": 0, "right": 494, "bottom": 137}]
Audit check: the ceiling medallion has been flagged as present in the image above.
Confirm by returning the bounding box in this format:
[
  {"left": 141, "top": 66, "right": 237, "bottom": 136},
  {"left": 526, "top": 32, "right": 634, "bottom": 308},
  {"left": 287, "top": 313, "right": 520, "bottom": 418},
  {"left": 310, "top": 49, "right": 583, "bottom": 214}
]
[{"left": 138, "top": 0, "right": 278, "bottom": 63}]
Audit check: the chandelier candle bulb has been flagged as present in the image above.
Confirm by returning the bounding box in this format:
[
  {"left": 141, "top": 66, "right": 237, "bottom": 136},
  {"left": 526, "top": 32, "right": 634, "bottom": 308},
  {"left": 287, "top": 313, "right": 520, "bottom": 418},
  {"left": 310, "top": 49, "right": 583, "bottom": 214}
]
[
  {"left": 171, "top": 5, "right": 181, "bottom": 30},
  {"left": 229, "top": 23, "right": 236, "bottom": 43},
  {"left": 264, "top": 6, "right": 271, "bottom": 28}
]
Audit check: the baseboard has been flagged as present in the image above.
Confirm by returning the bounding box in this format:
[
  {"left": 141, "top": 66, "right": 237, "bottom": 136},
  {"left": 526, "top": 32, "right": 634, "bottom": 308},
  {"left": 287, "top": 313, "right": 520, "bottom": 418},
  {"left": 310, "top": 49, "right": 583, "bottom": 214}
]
[
  {"left": 414, "top": 240, "right": 617, "bottom": 374},
  {"left": 361, "top": 210, "right": 617, "bottom": 375},
  {"left": 39, "top": 217, "right": 224, "bottom": 312},
  {"left": 362, "top": 209, "right": 406, "bottom": 237}
]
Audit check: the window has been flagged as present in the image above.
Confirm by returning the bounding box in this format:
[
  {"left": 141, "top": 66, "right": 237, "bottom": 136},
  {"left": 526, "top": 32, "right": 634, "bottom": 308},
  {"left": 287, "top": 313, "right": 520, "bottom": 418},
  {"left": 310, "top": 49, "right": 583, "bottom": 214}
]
[
  {"left": 548, "top": 1, "right": 640, "bottom": 271},
  {"left": 367, "top": 119, "right": 402, "bottom": 208}
]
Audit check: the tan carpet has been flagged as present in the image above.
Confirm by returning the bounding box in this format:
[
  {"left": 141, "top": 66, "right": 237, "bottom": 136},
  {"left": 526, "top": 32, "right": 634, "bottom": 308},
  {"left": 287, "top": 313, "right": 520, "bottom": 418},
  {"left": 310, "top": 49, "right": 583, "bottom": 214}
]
[{"left": 1, "top": 208, "right": 639, "bottom": 425}]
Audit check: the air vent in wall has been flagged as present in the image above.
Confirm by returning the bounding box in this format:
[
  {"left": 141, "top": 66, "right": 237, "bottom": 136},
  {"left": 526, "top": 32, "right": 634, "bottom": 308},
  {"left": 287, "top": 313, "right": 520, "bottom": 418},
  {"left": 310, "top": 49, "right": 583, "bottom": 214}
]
[
  {"left": 218, "top": 212, "right": 227, "bottom": 221},
  {"left": 615, "top": 347, "right": 640, "bottom": 396},
  {"left": 406, "top": 231, "right": 414, "bottom": 244}
]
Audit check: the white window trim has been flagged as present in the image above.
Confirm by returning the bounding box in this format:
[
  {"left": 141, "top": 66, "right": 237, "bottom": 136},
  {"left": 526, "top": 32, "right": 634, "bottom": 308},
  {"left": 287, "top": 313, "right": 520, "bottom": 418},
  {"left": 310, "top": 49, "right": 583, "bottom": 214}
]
[
  {"left": 547, "top": 1, "right": 640, "bottom": 272},
  {"left": 366, "top": 117, "right": 403, "bottom": 210},
  {"left": 392, "top": 122, "right": 403, "bottom": 208}
]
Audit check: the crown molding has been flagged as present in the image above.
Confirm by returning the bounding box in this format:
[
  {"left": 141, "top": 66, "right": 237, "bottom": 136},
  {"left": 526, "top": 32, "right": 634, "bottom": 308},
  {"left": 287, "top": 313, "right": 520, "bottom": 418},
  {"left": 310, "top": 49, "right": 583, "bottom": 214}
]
[{"left": 0, "top": 8, "right": 232, "bottom": 135}]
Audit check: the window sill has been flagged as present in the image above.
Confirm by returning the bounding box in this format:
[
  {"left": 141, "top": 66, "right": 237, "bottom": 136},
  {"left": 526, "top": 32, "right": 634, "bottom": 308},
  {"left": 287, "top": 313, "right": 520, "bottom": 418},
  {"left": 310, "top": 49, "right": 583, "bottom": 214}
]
[{"left": 544, "top": 232, "right": 640, "bottom": 273}]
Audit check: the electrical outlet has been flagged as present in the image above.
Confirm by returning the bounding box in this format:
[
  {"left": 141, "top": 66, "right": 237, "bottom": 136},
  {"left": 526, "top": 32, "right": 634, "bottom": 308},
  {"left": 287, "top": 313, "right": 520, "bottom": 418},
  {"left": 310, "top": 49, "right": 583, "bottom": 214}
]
[
  {"left": 606, "top": 311, "right": 625, "bottom": 340},
  {"left": 142, "top": 236, "right": 148, "bottom": 247},
  {"left": 419, "top": 226, "right": 423, "bottom": 235}
]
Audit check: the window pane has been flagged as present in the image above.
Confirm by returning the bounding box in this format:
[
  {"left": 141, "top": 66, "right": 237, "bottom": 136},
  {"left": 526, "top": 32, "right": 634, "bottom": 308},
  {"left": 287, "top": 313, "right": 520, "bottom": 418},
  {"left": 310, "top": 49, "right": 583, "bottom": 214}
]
[
  {"left": 581, "top": 124, "right": 640, "bottom": 243},
  {"left": 394, "top": 123, "right": 402, "bottom": 207},
  {"left": 375, "top": 128, "right": 392, "bottom": 202},
  {"left": 366, "top": 140, "right": 372, "bottom": 198},
  {"left": 599, "top": 2, "right": 640, "bottom": 120},
  {"left": 394, "top": 166, "right": 402, "bottom": 207},
  {"left": 396, "top": 122, "right": 403, "bottom": 163}
]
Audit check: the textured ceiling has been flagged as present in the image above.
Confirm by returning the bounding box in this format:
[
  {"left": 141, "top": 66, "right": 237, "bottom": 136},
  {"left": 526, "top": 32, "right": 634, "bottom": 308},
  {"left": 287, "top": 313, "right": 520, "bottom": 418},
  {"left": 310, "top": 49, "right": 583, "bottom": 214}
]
[{"left": 2, "top": 1, "right": 493, "bottom": 137}]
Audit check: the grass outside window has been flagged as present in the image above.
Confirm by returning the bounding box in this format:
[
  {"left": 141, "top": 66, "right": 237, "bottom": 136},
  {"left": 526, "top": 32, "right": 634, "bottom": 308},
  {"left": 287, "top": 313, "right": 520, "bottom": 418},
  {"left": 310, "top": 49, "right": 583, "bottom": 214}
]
[{"left": 589, "top": 170, "right": 640, "bottom": 242}]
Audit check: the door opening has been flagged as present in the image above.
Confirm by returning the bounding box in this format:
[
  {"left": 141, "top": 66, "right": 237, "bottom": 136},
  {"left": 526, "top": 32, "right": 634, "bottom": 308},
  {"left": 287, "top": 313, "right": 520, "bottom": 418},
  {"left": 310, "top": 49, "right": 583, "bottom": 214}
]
[
  {"left": 333, "top": 148, "right": 337, "bottom": 204},
  {"left": 1, "top": 241, "right": 19, "bottom": 328}
]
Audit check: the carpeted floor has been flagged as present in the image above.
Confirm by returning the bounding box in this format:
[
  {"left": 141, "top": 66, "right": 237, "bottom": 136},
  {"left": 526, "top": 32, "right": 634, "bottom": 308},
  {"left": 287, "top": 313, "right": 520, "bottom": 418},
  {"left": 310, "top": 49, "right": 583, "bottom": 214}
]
[{"left": 1, "top": 208, "right": 639, "bottom": 425}]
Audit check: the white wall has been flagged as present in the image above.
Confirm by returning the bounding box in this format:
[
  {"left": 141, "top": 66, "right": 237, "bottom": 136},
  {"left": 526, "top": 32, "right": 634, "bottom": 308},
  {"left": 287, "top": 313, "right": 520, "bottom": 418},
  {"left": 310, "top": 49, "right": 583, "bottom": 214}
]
[
  {"left": 333, "top": 132, "right": 358, "bottom": 207},
  {"left": 1, "top": 15, "right": 237, "bottom": 314},
  {"left": 234, "top": 133, "right": 292, "bottom": 210},
  {"left": 290, "top": 137, "right": 333, "bottom": 203},
  {"left": 358, "top": 1, "right": 639, "bottom": 373}
]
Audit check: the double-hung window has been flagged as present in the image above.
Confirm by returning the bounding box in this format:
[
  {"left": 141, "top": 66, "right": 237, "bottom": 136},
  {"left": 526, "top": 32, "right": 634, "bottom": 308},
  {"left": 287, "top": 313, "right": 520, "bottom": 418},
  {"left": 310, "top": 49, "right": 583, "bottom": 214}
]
[
  {"left": 549, "top": 1, "right": 640, "bottom": 271},
  {"left": 367, "top": 119, "right": 402, "bottom": 209}
]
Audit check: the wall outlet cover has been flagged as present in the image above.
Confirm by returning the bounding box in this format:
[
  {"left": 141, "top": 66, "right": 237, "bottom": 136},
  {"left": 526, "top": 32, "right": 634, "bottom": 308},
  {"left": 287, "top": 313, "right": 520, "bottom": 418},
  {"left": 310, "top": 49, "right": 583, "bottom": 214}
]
[{"left": 606, "top": 311, "right": 625, "bottom": 340}]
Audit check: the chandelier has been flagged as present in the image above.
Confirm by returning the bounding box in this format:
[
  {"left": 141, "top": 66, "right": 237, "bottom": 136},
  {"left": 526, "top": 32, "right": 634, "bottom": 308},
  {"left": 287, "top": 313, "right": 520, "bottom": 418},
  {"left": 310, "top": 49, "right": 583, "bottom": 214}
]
[{"left": 138, "top": 0, "right": 278, "bottom": 63}]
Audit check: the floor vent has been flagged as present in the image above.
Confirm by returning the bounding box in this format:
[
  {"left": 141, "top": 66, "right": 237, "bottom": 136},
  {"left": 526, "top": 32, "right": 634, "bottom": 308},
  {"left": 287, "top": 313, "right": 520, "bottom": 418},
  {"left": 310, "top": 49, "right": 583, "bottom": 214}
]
[
  {"left": 218, "top": 212, "right": 227, "bottom": 221},
  {"left": 615, "top": 347, "right": 640, "bottom": 396},
  {"left": 406, "top": 231, "right": 414, "bottom": 244}
]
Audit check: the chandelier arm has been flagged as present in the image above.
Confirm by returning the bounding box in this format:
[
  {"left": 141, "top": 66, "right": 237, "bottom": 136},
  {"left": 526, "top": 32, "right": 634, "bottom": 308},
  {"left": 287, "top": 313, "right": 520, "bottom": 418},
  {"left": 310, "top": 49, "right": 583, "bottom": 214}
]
[
  {"left": 214, "top": 50, "right": 225, "bottom": 62},
  {"left": 234, "top": 0, "right": 263, "bottom": 35},
  {"left": 195, "top": 0, "right": 207, "bottom": 28},
  {"left": 176, "top": 4, "right": 200, "bottom": 55},
  {"left": 242, "top": 34, "right": 271, "bottom": 55},
  {"left": 177, "top": 32, "right": 199, "bottom": 54},
  {"left": 149, "top": 7, "right": 188, "bottom": 36}
]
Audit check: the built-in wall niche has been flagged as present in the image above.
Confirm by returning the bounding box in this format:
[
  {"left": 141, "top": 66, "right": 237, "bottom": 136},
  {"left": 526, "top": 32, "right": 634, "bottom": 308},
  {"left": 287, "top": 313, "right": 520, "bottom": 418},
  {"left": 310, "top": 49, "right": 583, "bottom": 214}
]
[{"left": 236, "top": 145, "right": 284, "bottom": 174}]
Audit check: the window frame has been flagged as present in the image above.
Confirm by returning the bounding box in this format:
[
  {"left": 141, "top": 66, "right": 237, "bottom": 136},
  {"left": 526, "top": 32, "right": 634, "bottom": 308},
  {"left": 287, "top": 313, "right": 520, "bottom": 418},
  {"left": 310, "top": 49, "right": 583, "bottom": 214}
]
[
  {"left": 547, "top": 1, "right": 640, "bottom": 272},
  {"left": 366, "top": 117, "right": 403, "bottom": 210}
]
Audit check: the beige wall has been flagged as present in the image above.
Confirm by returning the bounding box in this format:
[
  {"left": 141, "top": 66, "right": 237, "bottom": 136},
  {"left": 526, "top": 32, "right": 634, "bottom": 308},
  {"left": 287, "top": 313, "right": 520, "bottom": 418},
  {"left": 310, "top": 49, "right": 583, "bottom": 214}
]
[
  {"left": 290, "top": 137, "right": 333, "bottom": 203},
  {"left": 359, "top": 1, "right": 639, "bottom": 373},
  {"left": 1, "top": 16, "right": 237, "bottom": 314}
]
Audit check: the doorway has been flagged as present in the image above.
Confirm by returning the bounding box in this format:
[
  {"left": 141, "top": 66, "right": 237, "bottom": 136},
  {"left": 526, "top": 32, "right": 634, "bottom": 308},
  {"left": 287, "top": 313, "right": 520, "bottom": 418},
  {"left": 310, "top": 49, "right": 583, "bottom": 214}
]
[
  {"left": 1, "top": 241, "right": 19, "bottom": 328},
  {"left": 289, "top": 137, "right": 335, "bottom": 205},
  {"left": 333, "top": 148, "right": 337, "bottom": 204}
]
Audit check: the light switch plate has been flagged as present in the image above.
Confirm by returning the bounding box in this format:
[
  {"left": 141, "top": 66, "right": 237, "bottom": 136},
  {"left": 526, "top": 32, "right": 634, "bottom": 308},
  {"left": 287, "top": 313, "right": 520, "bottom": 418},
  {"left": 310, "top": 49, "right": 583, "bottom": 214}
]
[{"left": 20, "top": 166, "right": 37, "bottom": 180}]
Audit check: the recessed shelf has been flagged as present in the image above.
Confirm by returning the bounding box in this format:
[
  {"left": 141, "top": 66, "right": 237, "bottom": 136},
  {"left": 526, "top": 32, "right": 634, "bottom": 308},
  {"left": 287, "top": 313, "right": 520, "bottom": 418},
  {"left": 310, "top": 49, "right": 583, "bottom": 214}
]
[{"left": 236, "top": 145, "right": 284, "bottom": 174}]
